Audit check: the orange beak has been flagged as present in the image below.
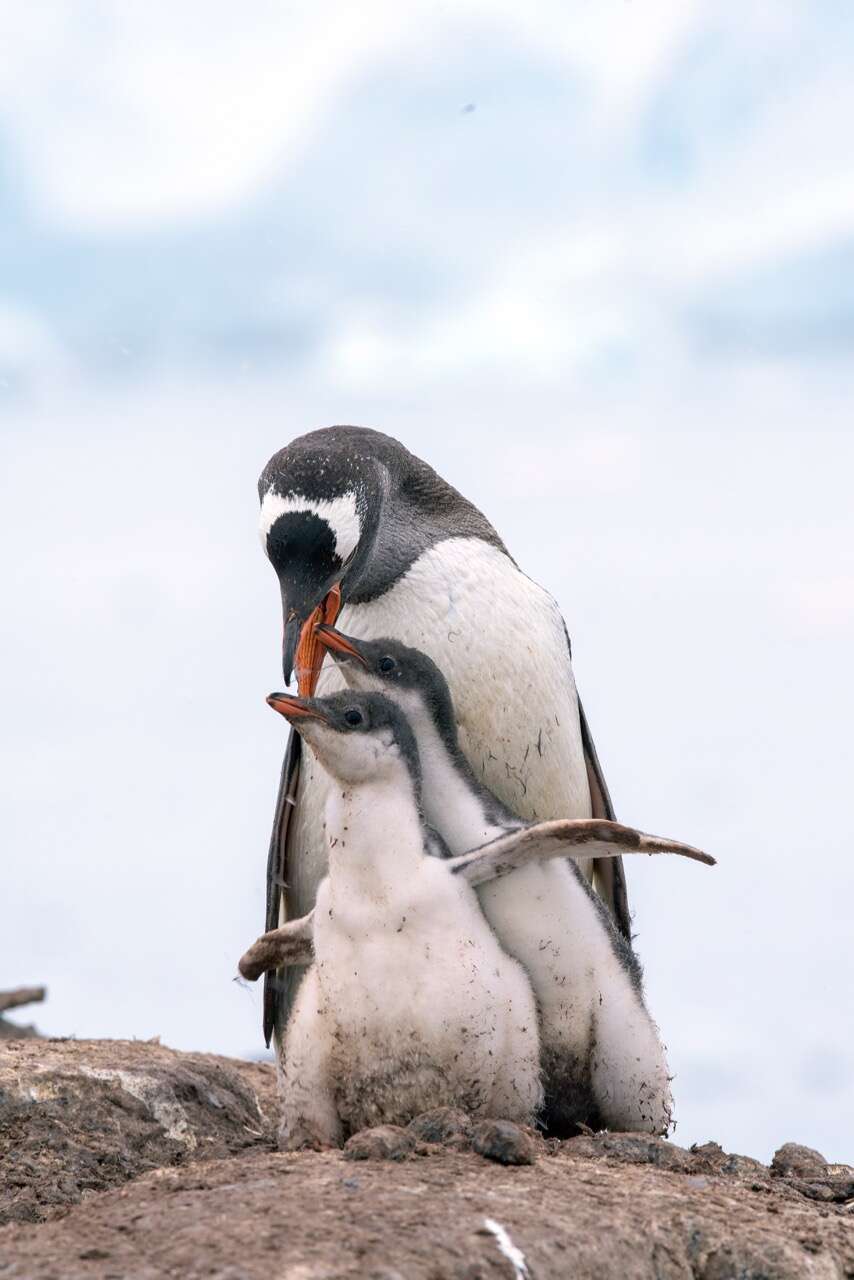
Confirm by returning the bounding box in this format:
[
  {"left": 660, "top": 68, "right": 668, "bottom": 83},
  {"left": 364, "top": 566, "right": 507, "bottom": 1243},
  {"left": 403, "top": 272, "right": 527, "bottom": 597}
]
[
  {"left": 293, "top": 583, "right": 342, "bottom": 696},
  {"left": 266, "top": 693, "right": 329, "bottom": 722},
  {"left": 314, "top": 625, "right": 369, "bottom": 667}
]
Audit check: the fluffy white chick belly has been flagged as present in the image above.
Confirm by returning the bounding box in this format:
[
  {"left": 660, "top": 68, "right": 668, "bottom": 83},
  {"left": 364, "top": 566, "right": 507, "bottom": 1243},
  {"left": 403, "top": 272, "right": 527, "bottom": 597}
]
[
  {"left": 306, "top": 860, "right": 542, "bottom": 1132},
  {"left": 286, "top": 538, "right": 592, "bottom": 923},
  {"left": 477, "top": 859, "right": 672, "bottom": 1135},
  {"left": 477, "top": 860, "right": 597, "bottom": 1052}
]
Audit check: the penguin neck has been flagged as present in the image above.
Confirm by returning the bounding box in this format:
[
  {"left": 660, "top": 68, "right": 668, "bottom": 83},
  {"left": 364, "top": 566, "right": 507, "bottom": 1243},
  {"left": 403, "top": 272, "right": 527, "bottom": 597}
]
[
  {"left": 323, "top": 770, "right": 424, "bottom": 896},
  {"left": 410, "top": 705, "right": 512, "bottom": 853}
]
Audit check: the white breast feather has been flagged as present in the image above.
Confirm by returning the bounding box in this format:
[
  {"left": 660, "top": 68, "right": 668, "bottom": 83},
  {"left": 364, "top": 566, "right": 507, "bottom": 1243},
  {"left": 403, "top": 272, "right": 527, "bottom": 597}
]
[{"left": 339, "top": 538, "right": 590, "bottom": 820}]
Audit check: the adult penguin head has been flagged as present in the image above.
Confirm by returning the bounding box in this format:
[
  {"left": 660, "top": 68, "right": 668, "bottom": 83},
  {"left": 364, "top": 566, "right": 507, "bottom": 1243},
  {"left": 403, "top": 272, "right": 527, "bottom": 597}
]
[
  {"left": 259, "top": 425, "right": 508, "bottom": 694},
  {"left": 259, "top": 429, "right": 383, "bottom": 693}
]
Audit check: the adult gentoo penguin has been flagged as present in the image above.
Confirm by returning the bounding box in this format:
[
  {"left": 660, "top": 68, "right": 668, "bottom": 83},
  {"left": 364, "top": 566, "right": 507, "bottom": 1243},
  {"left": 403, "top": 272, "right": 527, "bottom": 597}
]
[
  {"left": 259, "top": 425, "right": 628, "bottom": 1045},
  {"left": 264, "top": 688, "right": 543, "bottom": 1148}
]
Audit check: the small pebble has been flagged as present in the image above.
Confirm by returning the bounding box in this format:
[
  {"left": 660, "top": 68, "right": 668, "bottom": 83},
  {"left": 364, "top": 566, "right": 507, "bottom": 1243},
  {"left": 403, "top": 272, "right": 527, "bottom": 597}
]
[
  {"left": 343, "top": 1126, "right": 414, "bottom": 1162},
  {"left": 471, "top": 1119, "right": 536, "bottom": 1166},
  {"left": 407, "top": 1107, "right": 473, "bottom": 1148},
  {"left": 771, "top": 1143, "right": 828, "bottom": 1181}
]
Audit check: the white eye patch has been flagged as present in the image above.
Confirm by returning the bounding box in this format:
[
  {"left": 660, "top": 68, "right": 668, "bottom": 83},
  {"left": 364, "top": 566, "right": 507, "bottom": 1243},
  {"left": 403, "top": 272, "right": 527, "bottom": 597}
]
[{"left": 259, "top": 490, "right": 361, "bottom": 563}]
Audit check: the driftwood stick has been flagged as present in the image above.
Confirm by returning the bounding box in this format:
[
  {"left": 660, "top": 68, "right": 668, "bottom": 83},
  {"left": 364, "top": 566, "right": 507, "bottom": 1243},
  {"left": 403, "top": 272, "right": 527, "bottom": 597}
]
[{"left": 0, "top": 986, "right": 46, "bottom": 1014}]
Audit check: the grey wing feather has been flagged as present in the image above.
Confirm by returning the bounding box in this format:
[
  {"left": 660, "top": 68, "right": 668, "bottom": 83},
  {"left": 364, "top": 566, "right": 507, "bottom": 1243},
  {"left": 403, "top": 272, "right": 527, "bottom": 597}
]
[{"left": 447, "top": 818, "right": 714, "bottom": 887}]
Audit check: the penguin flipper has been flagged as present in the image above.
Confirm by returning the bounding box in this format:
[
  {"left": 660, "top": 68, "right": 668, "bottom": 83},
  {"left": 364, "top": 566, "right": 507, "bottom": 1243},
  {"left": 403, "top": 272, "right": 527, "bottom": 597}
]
[
  {"left": 578, "top": 696, "right": 632, "bottom": 942},
  {"left": 263, "top": 728, "right": 302, "bottom": 1047},
  {"left": 447, "top": 818, "right": 714, "bottom": 887},
  {"left": 239, "top": 911, "right": 315, "bottom": 982}
]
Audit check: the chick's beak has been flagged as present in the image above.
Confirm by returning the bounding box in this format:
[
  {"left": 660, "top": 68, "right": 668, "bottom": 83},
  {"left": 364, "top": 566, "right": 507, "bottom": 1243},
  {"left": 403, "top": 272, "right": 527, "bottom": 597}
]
[
  {"left": 314, "top": 624, "right": 369, "bottom": 667},
  {"left": 291, "top": 583, "right": 342, "bottom": 696},
  {"left": 266, "top": 693, "right": 329, "bottom": 723}
]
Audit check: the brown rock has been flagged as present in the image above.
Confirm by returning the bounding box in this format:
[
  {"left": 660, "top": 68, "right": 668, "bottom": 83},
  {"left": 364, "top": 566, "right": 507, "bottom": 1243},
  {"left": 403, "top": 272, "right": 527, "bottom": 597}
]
[
  {"left": 0, "top": 1037, "right": 276, "bottom": 1225},
  {"left": 343, "top": 1126, "right": 414, "bottom": 1162},
  {"left": 471, "top": 1118, "right": 536, "bottom": 1165},
  {"left": 690, "top": 1140, "right": 770, "bottom": 1182},
  {"left": 407, "top": 1107, "right": 473, "bottom": 1148},
  {"left": 771, "top": 1146, "right": 854, "bottom": 1205},
  {"left": 771, "top": 1141, "right": 828, "bottom": 1180},
  {"left": 566, "top": 1131, "right": 695, "bottom": 1173}
]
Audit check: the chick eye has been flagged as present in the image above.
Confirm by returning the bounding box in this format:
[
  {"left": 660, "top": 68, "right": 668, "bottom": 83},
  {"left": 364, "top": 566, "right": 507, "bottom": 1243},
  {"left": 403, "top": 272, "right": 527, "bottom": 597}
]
[
  {"left": 344, "top": 708, "right": 363, "bottom": 726},
  {"left": 379, "top": 656, "right": 396, "bottom": 674}
]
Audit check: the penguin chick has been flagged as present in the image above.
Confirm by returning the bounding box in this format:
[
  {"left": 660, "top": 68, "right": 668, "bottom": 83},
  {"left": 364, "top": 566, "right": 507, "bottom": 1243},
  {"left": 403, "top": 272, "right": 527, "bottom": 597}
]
[
  {"left": 265, "top": 689, "right": 544, "bottom": 1150},
  {"left": 315, "top": 626, "right": 701, "bottom": 1137}
]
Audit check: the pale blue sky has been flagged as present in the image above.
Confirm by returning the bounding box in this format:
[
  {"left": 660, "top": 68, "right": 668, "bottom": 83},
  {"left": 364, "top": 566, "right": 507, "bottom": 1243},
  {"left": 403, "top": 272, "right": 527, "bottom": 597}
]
[{"left": 2, "top": 1, "right": 852, "bottom": 1162}]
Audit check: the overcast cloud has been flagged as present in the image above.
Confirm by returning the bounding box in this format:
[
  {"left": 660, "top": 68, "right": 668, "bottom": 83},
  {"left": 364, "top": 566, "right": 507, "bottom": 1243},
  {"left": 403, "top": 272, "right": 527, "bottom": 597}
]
[{"left": 1, "top": 1, "right": 852, "bottom": 1163}]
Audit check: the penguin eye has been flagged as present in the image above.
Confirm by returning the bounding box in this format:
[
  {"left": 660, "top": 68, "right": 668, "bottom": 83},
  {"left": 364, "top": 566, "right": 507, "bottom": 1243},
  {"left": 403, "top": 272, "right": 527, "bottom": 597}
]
[
  {"left": 344, "top": 708, "right": 363, "bottom": 726},
  {"left": 378, "top": 656, "right": 396, "bottom": 674}
]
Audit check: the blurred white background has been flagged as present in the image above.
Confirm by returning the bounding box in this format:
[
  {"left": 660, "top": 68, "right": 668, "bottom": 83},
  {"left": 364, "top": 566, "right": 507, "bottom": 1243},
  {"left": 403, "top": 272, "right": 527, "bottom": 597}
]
[{"left": 1, "top": 2, "right": 852, "bottom": 1162}]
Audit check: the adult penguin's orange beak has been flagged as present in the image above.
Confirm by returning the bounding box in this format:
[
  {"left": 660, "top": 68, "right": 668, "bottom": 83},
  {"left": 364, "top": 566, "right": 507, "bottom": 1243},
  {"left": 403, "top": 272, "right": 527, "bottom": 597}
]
[{"left": 287, "top": 583, "right": 342, "bottom": 696}]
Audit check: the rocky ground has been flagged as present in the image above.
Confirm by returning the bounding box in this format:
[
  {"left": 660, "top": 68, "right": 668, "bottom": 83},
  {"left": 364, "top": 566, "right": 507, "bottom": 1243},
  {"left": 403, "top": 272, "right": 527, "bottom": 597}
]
[{"left": 1, "top": 1038, "right": 852, "bottom": 1279}]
